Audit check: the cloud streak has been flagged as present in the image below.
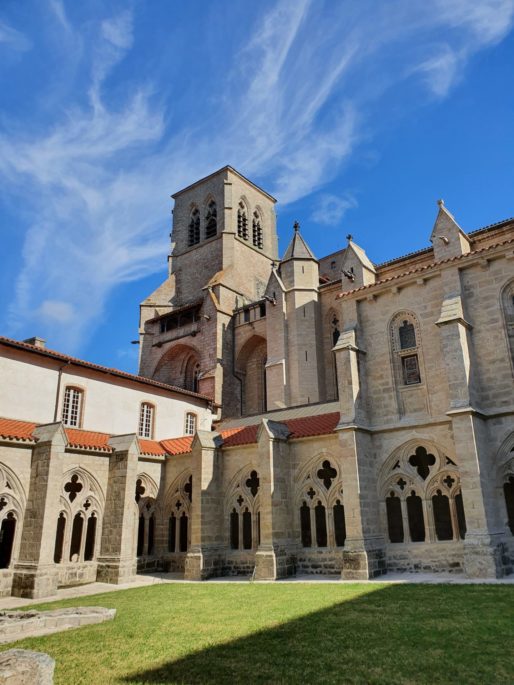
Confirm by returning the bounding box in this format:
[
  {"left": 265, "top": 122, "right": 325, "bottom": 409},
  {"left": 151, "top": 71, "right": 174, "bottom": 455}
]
[{"left": 0, "top": 0, "right": 512, "bottom": 353}]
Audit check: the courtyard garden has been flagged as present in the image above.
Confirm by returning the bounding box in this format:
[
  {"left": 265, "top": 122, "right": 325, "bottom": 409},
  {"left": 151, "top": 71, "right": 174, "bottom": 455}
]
[{"left": 1, "top": 582, "right": 513, "bottom": 684}]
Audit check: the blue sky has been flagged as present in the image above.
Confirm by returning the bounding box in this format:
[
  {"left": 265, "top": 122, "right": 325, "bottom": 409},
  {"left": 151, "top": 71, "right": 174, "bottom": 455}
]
[{"left": 1, "top": 0, "right": 513, "bottom": 372}]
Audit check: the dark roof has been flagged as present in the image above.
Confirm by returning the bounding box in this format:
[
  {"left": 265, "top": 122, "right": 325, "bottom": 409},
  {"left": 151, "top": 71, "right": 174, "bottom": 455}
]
[{"left": 0, "top": 336, "right": 211, "bottom": 403}]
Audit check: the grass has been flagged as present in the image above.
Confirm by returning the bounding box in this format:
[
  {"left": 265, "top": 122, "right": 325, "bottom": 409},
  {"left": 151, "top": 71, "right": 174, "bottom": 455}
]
[{"left": 1, "top": 582, "right": 513, "bottom": 684}]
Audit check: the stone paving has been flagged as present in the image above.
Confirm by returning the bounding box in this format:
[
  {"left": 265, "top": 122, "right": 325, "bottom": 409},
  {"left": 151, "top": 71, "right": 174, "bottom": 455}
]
[{"left": 1, "top": 571, "right": 513, "bottom": 611}]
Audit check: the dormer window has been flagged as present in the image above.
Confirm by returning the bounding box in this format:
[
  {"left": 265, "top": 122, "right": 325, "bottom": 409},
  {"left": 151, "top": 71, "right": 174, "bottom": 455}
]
[
  {"left": 139, "top": 403, "right": 155, "bottom": 439},
  {"left": 205, "top": 200, "right": 217, "bottom": 239},
  {"left": 188, "top": 208, "right": 200, "bottom": 246},
  {"left": 62, "top": 386, "right": 83, "bottom": 427}
]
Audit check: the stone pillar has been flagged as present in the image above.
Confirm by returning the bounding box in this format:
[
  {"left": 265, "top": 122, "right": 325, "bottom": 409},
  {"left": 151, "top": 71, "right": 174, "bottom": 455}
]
[
  {"left": 334, "top": 324, "right": 385, "bottom": 579},
  {"left": 12, "top": 423, "right": 67, "bottom": 599},
  {"left": 96, "top": 434, "right": 139, "bottom": 584},
  {"left": 436, "top": 276, "right": 504, "bottom": 577},
  {"left": 254, "top": 419, "right": 293, "bottom": 580},
  {"left": 184, "top": 431, "right": 223, "bottom": 580}
]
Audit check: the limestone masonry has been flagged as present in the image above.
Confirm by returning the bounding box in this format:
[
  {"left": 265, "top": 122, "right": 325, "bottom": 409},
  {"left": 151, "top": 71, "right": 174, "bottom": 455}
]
[{"left": 1, "top": 165, "right": 514, "bottom": 596}]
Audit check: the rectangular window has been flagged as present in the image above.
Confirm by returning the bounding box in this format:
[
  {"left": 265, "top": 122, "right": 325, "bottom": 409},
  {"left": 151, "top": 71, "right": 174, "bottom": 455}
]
[
  {"left": 243, "top": 309, "right": 250, "bottom": 323},
  {"left": 259, "top": 302, "right": 266, "bottom": 318},
  {"left": 139, "top": 403, "right": 154, "bottom": 438},
  {"left": 62, "top": 387, "right": 83, "bottom": 427},
  {"left": 402, "top": 354, "right": 421, "bottom": 385},
  {"left": 185, "top": 412, "right": 196, "bottom": 436}
]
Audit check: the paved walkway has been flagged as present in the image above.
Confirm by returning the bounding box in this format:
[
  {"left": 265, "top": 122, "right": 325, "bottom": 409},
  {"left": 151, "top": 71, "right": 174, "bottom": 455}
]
[{"left": 1, "top": 571, "right": 513, "bottom": 611}]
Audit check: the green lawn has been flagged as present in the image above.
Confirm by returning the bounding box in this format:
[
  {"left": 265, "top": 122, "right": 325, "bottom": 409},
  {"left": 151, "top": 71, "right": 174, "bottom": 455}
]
[{"left": 1, "top": 582, "right": 513, "bottom": 684}]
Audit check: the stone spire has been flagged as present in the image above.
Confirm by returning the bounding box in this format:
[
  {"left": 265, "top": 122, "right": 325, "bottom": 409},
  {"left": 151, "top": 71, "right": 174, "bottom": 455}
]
[{"left": 282, "top": 221, "right": 317, "bottom": 262}]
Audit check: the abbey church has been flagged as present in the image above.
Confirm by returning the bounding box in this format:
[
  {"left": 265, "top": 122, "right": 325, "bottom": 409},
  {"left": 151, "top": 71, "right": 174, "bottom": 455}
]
[{"left": 1, "top": 165, "right": 514, "bottom": 598}]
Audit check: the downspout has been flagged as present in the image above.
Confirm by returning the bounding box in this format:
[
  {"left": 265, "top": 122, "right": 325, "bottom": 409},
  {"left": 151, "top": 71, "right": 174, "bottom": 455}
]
[{"left": 53, "top": 361, "right": 70, "bottom": 421}]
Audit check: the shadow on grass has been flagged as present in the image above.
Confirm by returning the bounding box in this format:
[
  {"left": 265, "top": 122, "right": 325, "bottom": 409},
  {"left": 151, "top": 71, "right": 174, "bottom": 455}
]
[{"left": 121, "top": 584, "right": 514, "bottom": 684}]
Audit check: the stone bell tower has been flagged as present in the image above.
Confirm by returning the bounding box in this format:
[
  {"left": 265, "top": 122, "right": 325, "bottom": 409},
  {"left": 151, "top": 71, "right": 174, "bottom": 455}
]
[{"left": 138, "top": 166, "right": 278, "bottom": 415}]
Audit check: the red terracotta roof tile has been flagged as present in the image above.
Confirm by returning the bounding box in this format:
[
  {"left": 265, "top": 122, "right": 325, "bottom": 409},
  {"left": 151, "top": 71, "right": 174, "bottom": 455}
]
[
  {"left": 139, "top": 439, "right": 167, "bottom": 456},
  {"left": 220, "top": 412, "right": 340, "bottom": 447},
  {"left": 220, "top": 425, "right": 259, "bottom": 447},
  {"left": 65, "top": 428, "right": 112, "bottom": 452},
  {"left": 285, "top": 412, "right": 340, "bottom": 438},
  {"left": 0, "top": 418, "right": 37, "bottom": 442},
  {"left": 160, "top": 436, "right": 194, "bottom": 456}
]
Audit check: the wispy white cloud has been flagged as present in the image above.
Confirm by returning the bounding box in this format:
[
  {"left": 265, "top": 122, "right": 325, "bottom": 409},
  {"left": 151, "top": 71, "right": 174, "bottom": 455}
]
[
  {"left": 311, "top": 193, "right": 358, "bottom": 226},
  {"left": 0, "top": 21, "right": 31, "bottom": 52},
  {"left": 0, "top": 0, "right": 513, "bottom": 353}
]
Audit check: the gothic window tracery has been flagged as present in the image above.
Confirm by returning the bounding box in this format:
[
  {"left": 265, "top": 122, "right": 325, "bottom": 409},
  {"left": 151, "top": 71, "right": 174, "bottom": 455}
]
[
  {"left": 135, "top": 473, "right": 159, "bottom": 558},
  {"left": 188, "top": 207, "right": 200, "bottom": 246},
  {"left": 165, "top": 472, "right": 191, "bottom": 554},
  {"left": 252, "top": 210, "right": 263, "bottom": 249},
  {"left": 501, "top": 279, "right": 514, "bottom": 372},
  {"left": 205, "top": 199, "right": 217, "bottom": 239},
  {"left": 296, "top": 457, "right": 346, "bottom": 548},
  {"left": 54, "top": 469, "right": 103, "bottom": 565},
  {"left": 237, "top": 200, "right": 249, "bottom": 240},
  {"left": 225, "top": 468, "right": 260, "bottom": 552},
  {"left": 390, "top": 312, "right": 423, "bottom": 387},
  {"left": 379, "top": 442, "right": 466, "bottom": 545}
]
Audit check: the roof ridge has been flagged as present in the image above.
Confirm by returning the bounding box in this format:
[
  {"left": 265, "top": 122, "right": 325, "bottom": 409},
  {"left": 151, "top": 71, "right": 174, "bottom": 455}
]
[
  {"left": 0, "top": 336, "right": 211, "bottom": 402},
  {"left": 338, "top": 236, "right": 514, "bottom": 299}
]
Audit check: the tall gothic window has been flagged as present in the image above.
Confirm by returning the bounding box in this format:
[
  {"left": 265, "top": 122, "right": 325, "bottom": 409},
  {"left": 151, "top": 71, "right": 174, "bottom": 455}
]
[
  {"left": 252, "top": 210, "right": 263, "bottom": 249},
  {"left": 297, "top": 458, "right": 346, "bottom": 548},
  {"left": 62, "top": 386, "right": 83, "bottom": 427},
  {"left": 0, "top": 513, "right": 16, "bottom": 569},
  {"left": 503, "top": 474, "right": 514, "bottom": 535},
  {"left": 166, "top": 472, "right": 192, "bottom": 554},
  {"left": 226, "top": 469, "right": 260, "bottom": 551},
  {"left": 390, "top": 312, "right": 423, "bottom": 389},
  {"left": 380, "top": 443, "right": 466, "bottom": 545},
  {"left": 501, "top": 280, "right": 514, "bottom": 372},
  {"left": 237, "top": 201, "right": 249, "bottom": 240},
  {"left": 205, "top": 200, "right": 217, "bottom": 239},
  {"left": 56, "top": 469, "right": 102, "bottom": 564},
  {"left": 188, "top": 207, "right": 200, "bottom": 246},
  {"left": 138, "top": 403, "right": 154, "bottom": 439}
]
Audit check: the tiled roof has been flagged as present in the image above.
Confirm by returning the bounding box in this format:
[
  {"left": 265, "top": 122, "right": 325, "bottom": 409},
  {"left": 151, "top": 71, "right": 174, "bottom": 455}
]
[
  {"left": 0, "top": 410, "right": 340, "bottom": 455},
  {"left": 220, "top": 412, "right": 340, "bottom": 448},
  {"left": 0, "top": 336, "right": 211, "bottom": 402},
  {"left": 66, "top": 429, "right": 112, "bottom": 452},
  {"left": 286, "top": 412, "right": 340, "bottom": 438},
  {"left": 139, "top": 439, "right": 167, "bottom": 456},
  {"left": 160, "top": 436, "right": 194, "bottom": 456},
  {"left": 221, "top": 425, "right": 259, "bottom": 447},
  {"left": 0, "top": 418, "right": 37, "bottom": 442},
  {"left": 337, "top": 237, "right": 514, "bottom": 299}
]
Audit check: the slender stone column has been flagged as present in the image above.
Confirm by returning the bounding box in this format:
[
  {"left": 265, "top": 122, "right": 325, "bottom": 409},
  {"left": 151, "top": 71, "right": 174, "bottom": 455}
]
[
  {"left": 334, "top": 326, "right": 386, "bottom": 579},
  {"left": 254, "top": 419, "right": 293, "bottom": 580},
  {"left": 12, "top": 423, "right": 67, "bottom": 598},
  {"left": 184, "top": 430, "right": 223, "bottom": 580},
  {"left": 96, "top": 434, "right": 140, "bottom": 584},
  {"left": 436, "top": 268, "right": 504, "bottom": 577}
]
